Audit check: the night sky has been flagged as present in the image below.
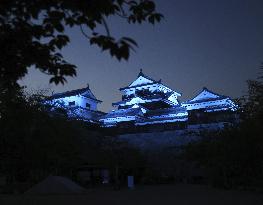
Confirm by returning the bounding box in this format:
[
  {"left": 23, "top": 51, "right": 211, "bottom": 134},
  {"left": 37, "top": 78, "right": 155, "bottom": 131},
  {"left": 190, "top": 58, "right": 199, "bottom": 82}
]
[{"left": 20, "top": 0, "right": 263, "bottom": 112}]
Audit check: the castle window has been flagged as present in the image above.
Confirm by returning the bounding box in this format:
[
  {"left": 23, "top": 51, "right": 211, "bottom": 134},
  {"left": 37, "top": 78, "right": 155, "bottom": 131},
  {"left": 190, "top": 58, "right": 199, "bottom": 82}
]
[
  {"left": 68, "top": 101, "right": 75, "bottom": 106},
  {"left": 86, "top": 103, "right": 91, "bottom": 109}
]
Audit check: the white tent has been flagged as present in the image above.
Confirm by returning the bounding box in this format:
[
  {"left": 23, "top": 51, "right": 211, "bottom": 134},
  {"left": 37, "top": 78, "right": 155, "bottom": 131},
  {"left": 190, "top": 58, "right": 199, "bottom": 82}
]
[{"left": 25, "top": 176, "right": 87, "bottom": 194}]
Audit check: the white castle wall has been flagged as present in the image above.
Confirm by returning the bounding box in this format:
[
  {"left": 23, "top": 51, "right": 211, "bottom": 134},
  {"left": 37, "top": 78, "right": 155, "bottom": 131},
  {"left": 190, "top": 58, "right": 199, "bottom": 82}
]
[{"left": 49, "top": 95, "right": 98, "bottom": 111}]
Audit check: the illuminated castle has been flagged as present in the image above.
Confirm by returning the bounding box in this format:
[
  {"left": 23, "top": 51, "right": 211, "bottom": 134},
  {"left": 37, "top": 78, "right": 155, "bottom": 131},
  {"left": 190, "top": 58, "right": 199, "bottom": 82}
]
[
  {"left": 100, "top": 69, "right": 188, "bottom": 128},
  {"left": 46, "top": 70, "right": 238, "bottom": 130},
  {"left": 182, "top": 87, "right": 238, "bottom": 125},
  {"left": 46, "top": 85, "right": 104, "bottom": 123}
]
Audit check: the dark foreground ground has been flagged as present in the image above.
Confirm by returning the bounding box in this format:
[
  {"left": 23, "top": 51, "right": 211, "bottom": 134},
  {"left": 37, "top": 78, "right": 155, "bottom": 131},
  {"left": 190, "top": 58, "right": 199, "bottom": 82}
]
[{"left": 1, "top": 184, "right": 263, "bottom": 205}]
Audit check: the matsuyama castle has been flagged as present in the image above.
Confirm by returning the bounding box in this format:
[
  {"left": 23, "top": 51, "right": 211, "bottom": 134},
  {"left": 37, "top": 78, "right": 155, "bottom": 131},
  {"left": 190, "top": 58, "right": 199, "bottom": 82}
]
[
  {"left": 45, "top": 85, "right": 105, "bottom": 123},
  {"left": 46, "top": 69, "right": 238, "bottom": 131}
]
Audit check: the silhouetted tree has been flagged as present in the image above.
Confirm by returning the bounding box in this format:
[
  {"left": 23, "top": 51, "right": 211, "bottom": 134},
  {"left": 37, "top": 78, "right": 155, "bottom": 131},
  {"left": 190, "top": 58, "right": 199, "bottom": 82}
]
[
  {"left": 0, "top": 89, "right": 146, "bottom": 192},
  {"left": 0, "top": 90, "right": 80, "bottom": 185},
  {"left": 0, "top": 1, "right": 161, "bottom": 192},
  {"left": 0, "top": 0, "right": 162, "bottom": 87},
  {"left": 183, "top": 66, "right": 263, "bottom": 189}
]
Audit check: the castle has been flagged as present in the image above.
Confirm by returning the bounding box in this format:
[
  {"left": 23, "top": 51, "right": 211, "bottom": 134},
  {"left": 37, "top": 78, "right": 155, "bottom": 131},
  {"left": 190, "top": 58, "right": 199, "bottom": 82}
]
[{"left": 45, "top": 70, "right": 238, "bottom": 131}]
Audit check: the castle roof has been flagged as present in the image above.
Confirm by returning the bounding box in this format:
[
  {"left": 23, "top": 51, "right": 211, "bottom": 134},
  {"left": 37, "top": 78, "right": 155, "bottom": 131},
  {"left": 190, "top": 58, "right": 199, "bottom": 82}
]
[
  {"left": 112, "top": 92, "right": 174, "bottom": 106},
  {"left": 120, "top": 69, "right": 158, "bottom": 90},
  {"left": 48, "top": 85, "right": 102, "bottom": 102},
  {"left": 137, "top": 69, "right": 158, "bottom": 83},
  {"left": 182, "top": 87, "right": 238, "bottom": 112},
  {"left": 119, "top": 69, "right": 182, "bottom": 96},
  {"left": 101, "top": 107, "right": 145, "bottom": 118},
  {"left": 183, "top": 87, "right": 228, "bottom": 104},
  {"left": 145, "top": 106, "right": 187, "bottom": 117}
]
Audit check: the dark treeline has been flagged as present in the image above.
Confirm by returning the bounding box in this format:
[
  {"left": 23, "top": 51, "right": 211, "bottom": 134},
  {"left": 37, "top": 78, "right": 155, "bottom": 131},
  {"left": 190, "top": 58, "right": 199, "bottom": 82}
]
[
  {"left": 0, "top": 1, "right": 163, "bottom": 192},
  {"left": 1, "top": 70, "right": 263, "bottom": 192},
  {"left": 182, "top": 69, "right": 263, "bottom": 189},
  {"left": 0, "top": 87, "right": 145, "bottom": 193}
]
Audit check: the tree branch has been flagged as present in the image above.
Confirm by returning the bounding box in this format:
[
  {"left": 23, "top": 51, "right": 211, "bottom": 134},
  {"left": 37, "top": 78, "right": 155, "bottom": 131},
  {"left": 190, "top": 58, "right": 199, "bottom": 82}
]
[
  {"left": 79, "top": 24, "right": 91, "bottom": 39},
  {"left": 101, "top": 16, "right": 110, "bottom": 37}
]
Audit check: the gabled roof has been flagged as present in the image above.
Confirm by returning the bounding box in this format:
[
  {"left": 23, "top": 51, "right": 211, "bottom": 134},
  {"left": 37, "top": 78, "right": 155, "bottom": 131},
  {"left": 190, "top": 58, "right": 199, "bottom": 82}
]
[
  {"left": 185, "top": 87, "right": 227, "bottom": 104},
  {"left": 101, "top": 107, "right": 145, "bottom": 118},
  {"left": 119, "top": 69, "right": 182, "bottom": 97},
  {"left": 120, "top": 69, "right": 160, "bottom": 90},
  {"left": 48, "top": 85, "right": 102, "bottom": 102},
  {"left": 145, "top": 106, "right": 187, "bottom": 117},
  {"left": 112, "top": 92, "right": 177, "bottom": 106},
  {"left": 131, "top": 104, "right": 149, "bottom": 111}
]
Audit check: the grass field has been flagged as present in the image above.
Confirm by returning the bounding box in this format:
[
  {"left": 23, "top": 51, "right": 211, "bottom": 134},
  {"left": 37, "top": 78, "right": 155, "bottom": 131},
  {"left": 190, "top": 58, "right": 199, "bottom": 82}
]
[{"left": 1, "top": 184, "right": 263, "bottom": 205}]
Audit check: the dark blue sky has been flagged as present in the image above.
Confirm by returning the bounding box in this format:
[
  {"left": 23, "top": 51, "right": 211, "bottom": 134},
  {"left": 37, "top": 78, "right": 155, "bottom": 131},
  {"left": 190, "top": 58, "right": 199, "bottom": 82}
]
[{"left": 21, "top": 0, "right": 263, "bottom": 112}]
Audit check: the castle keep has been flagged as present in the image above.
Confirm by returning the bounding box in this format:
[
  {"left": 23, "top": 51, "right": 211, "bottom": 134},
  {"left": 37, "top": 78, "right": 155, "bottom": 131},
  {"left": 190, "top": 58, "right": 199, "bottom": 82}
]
[{"left": 46, "top": 70, "right": 238, "bottom": 131}]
